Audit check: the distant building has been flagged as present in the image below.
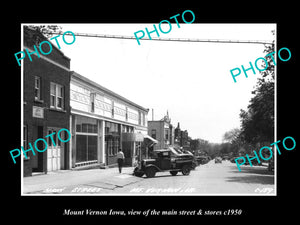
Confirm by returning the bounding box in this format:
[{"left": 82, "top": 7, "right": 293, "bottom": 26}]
[
  {"left": 174, "top": 122, "right": 190, "bottom": 149},
  {"left": 148, "top": 112, "right": 174, "bottom": 150}
]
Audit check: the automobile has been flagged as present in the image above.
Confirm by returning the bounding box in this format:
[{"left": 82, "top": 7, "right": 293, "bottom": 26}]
[
  {"left": 268, "top": 158, "right": 274, "bottom": 171},
  {"left": 170, "top": 146, "right": 198, "bottom": 169},
  {"left": 244, "top": 156, "right": 260, "bottom": 166},
  {"left": 133, "top": 148, "right": 193, "bottom": 178},
  {"left": 221, "top": 155, "right": 229, "bottom": 161},
  {"left": 214, "top": 157, "right": 222, "bottom": 163},
  {"left": 230, "top": 156, "right": 243, "bottom": 163},
  {"left": 196, "top": 156, "right": 210, "bottom": 165}
]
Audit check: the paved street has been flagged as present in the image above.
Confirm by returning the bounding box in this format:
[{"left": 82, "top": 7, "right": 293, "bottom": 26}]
[{"left": 23, "top": 160, "right": 275, "bottom": 195}]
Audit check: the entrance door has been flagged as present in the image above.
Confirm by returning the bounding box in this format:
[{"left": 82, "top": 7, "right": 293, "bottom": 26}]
[{"left": 47, "top": 128, "right": 62, "bottom": 172}]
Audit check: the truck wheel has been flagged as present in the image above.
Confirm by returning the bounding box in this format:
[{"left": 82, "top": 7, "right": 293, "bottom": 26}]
[
  {"left": 134, "top": 172, "right": 144, "bottom": 177},
  {"left": 182, "top": 165, "right": 191, "bottom": 175},
  {"left": 133, "top": 168, "right": 144, "bottom": 177},
  {"left": 170, "top": 171, "right": 178, "bottom": 176},
  {"left": 145, "top": 167, "right": 156, "bottom": 178}
]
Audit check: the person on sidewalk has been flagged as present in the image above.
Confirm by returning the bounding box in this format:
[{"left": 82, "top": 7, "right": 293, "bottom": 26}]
[{"left": 117, "top": 149, "right": 125, "bottom": 173}]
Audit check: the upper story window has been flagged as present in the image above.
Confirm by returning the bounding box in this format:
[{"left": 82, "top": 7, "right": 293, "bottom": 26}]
[
  {"left": 34, "top": 76, "right": 41, "bottom": 101},
  {"left": 50, "top": 82, "right": 64, "bottom": 110},
  {"left": 151, "top": 129, "right": 156, "bottom": 139}
]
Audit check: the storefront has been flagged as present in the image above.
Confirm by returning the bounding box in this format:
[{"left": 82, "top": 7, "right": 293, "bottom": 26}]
[
  {"left": 70, "top": 71, "right": 150, "bottom": 169},
  {"left": 105, "top": 121, "right": 121, "bottom": 165},
  {"left": 74, "top": 116, "right": 98, "bottom": 166}
]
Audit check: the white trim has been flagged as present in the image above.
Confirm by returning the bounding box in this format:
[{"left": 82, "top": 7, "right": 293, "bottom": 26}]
[
  {"left": 75, "top": 132, "right": 98, "bottom": 136},
  {"left": 71, "top": 108, "right": 147, "bottom": 130},
  {"left": 24, "top": 47, "right": 70, "bottom": 72}
]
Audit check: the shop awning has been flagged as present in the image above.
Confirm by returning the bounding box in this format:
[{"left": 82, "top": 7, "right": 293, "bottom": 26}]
[{"left": 143, "top": 134, "right": 158, "bottom": 144}]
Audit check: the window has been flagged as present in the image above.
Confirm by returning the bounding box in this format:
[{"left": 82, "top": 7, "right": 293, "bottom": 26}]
[
  {"left": 138, "top": 111, "right": 141, "bottom": 125},
  {"left": 75, "top": 116, "right": 98, "bottom": 134},
  {"left": 105, "top": 121, "right": 120, "bottom": 156},
  {"left": 151, "top": 129, "right": 156, "bottom": 139},
  {"left": 50, "top": 83, "right": 64, "bottom": 110},
  {"left": 34, "top": 76, "right": 41, "bottom": 100},
  {"left": 23, "top": 125, "right": 28, "bottom": 149},
  {"left": 90, "top": 93, "right": 95, "bottom": 113},
  {"left": 165, "top": 129, "right": 169, "bottom": 141},
  {"left": 142, "top": 113, "right": 145, "bottom": 126}
]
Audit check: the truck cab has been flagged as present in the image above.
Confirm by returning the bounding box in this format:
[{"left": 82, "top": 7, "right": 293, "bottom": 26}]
[{"left": 133, "top": 148, "right": 193, "bottom": 178}]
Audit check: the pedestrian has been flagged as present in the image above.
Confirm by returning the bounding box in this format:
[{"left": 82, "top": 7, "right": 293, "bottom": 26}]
[{"left": 117, "top": 149, "right": 125, "bottom": 173}]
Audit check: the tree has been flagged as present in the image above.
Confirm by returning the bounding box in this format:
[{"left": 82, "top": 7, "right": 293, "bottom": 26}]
[
  {"left": 239, "top": 31, "right": 275, "bottom": 145},
  {"left": 223, "top": 128, "right": 241, "bottom": 144},
  {"left": 26, "top": 25, "right": 62, "bottom": 38}
]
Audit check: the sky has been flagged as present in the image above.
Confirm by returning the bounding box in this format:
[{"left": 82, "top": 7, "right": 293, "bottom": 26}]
[{"left": 39, "top": 23, "right": 276, "bottom": 143}]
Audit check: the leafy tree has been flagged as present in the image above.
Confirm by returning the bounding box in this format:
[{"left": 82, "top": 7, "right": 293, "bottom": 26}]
[
  {"left": 239, "top": 31, "right": 275, "bottom": 145},
  {"left": 25, "top": 25, "right": 62, "bottom": 38},
  {"left": 223, "top": 128, "right": 241, "bottom": 144}
]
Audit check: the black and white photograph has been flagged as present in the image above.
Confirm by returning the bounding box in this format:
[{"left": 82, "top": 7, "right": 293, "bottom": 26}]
[
  {"left": 5, "top": 6, "right": 298, "bottom": 223},
  {"left": 20, "top": 23, "right": 277, "bottom": 196}
]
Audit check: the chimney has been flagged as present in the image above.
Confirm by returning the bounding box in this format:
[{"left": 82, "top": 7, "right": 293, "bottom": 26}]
[{"left": 152, "top": 108, "right": 154, "bottom": 121}]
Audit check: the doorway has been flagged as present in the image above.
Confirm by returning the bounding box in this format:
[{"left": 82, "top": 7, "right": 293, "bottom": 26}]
[{"left": 47, "top": 128, "right": 64, "bottom": 172}]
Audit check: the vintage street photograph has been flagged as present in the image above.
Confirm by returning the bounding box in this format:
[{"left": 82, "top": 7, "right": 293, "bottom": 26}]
[{"left": 21, "top": 23, "right": 276, "bottom": 195}]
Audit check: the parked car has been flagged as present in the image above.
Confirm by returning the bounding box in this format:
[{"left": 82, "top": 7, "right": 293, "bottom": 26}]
[
  {"left": 268, "top": 158, "right": 274, "bottom": 171},
  {"left": 230, "top": 157, "right": 243, "bottom": 163},
  {"left": 133, "top": 149, "right": 193, "bottom": 178},
  {"left": 215, "top": 157, "right": 222, "bottom": 163},
  {"left": 244, "top": 156, "right": 260, "bottom": 166},
  {"left": 222, "top": 155, "right": 229, "bottom": 160},
  {"left": 170, "top": 147, "right": 198, "bottom": 169},
  {"left": 196, "top": 156, "right": 210, "bottom": 165}
]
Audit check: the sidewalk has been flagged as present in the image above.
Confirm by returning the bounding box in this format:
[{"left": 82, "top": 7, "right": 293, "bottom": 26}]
[{"left": 23, "top": 166, "right": 142, "bottom": 194}]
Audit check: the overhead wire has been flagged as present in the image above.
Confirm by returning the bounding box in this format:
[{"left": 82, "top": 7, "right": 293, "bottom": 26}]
[{"left": 43, "top": 31, "right": 274, "bottom": 45}]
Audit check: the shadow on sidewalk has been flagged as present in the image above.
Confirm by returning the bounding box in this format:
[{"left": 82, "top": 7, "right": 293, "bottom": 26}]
[{"left": 226, "top": 166, "right": 275, "bottom": 185}]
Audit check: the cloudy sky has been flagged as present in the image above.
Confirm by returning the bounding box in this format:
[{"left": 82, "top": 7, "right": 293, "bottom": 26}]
[{"left": 38, "top": 23, "right": 275, "bottom": 143}]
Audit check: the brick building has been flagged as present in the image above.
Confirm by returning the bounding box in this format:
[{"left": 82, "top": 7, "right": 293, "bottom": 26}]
[
  {"left": 23, "top": 26, "right": 71, "bottom": 176},
  {"left": 174, "top": 122, "right": 190, "bottom": 149},
  {"left": 148, "top": 112, "right": 174, "bottom": 150},
  {"left": 22, "top": 26, "right": 154, "bottom": 175}
]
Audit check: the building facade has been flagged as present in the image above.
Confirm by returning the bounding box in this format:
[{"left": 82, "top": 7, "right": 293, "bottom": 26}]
[
  {"left": 22, "top": 26, "right": 153, "bottom": 176},
  {"left": 23, "top": 26, "right": 71, "bottom": 176},
  {"left": 70, "top": 72, "right": 150, "bottom": 168},
  {"left": 174, "top": 122, "right": 190, "bottom": 149},
  {"left": 148, "top": 113, "right": 174, "bottom": 150}
]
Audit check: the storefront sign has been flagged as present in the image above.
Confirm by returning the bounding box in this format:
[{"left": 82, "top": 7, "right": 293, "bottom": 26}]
[
  {"left": 32, "top": 106, "right": 44, "bottom": 118},
  {"left": 122, "top": 133, "right": 144, "bottom": 142}
]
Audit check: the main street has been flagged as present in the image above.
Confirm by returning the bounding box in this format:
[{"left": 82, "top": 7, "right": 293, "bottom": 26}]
[
  {"left": 102, "top": 160, "right": 275, "bottom": 195},
  {"left": 23, "top": 159, "right": 275, "bottom": 195}
]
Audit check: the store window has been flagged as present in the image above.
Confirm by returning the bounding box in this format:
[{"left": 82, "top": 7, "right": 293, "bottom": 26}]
[
  {"left": 75, "top": 116, "right": 98, "bottom": 163},
  {"left": 105, "top": 121, "right": 120, "bottom": 156}
]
